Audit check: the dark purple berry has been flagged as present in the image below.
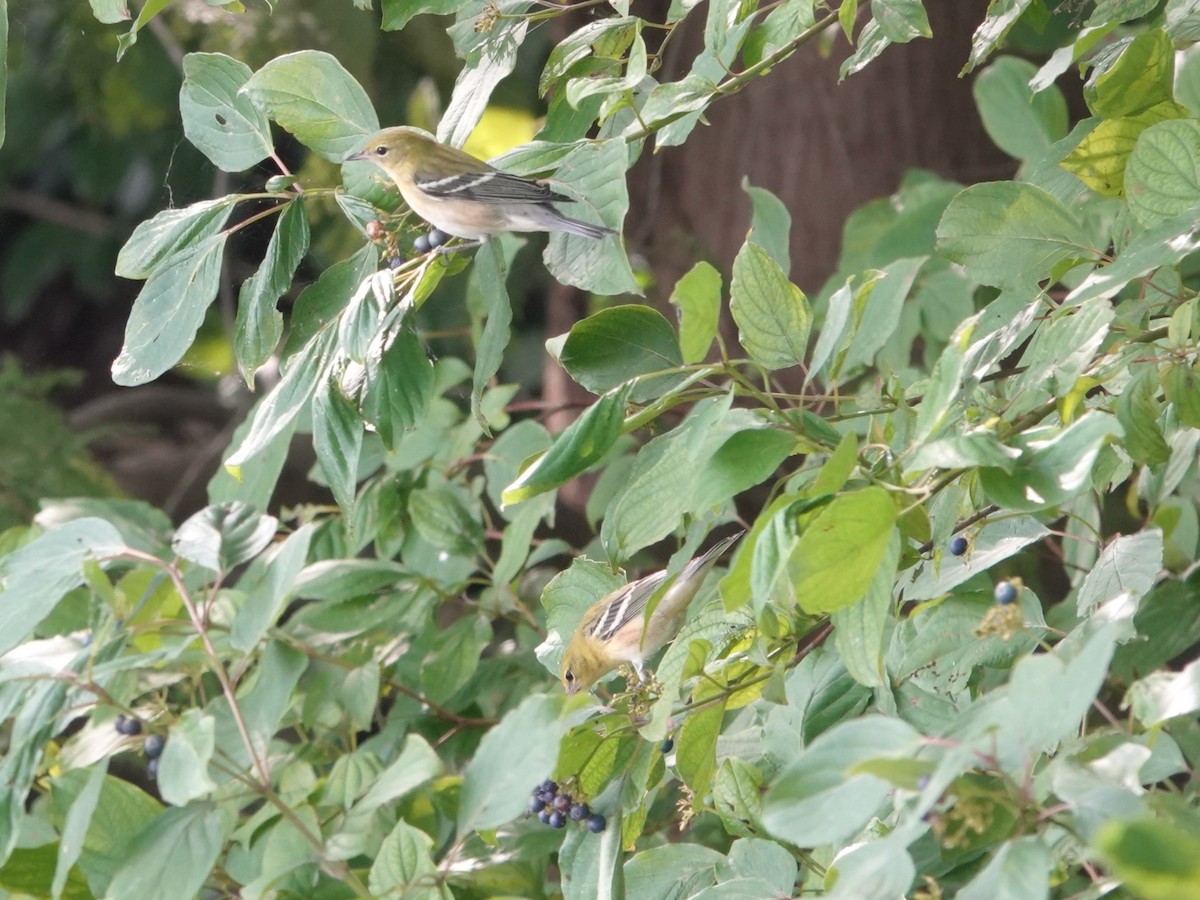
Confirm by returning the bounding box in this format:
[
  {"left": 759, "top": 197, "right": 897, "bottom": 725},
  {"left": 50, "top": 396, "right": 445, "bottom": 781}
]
[
  {"left": 113, "top": 714, "right": 128, "bottom": 734},
  {"left": 949, "top": 536, "right": 968, "bottom": 556},
  {"left": 538, "top": 779, "right": 557, "bottom": 794},
  {"left": 553, "top": 794, "right": 571, "bottom": 812},
  {"left": 994, "top": 581, "right": 1018, "bottom": 605},
  {"left": 548, "top": 810, "right": 566, "bottom": 829},
  {"left": 144, "top": 735, "right": 165, "bottom": 759},
  {"left": 147, "top": 757, "right": 159, "bottom": 777},
  {"left": 428, "top": 228, "right": 450, "bottom": 249},
  {"left": 388, "top": 255, "right": 405, "bottom": 270},
  {"left": 538, "top": 809, "right": 552, "bottom": 825},
  {"left": 586, "top": 813, "right": 606, "bottom": 833},
  {"left": 569, "top": 803, "right": 589, "bottom": 821},
  {"left": 413, "top": 234, "right": 431, "bottom": 254},
  {"left": 660, "top": 738, "right": 674, "bottom": 753},
  {"left": 529, "top": 796, "right": 546, "bottom": 814},
  {"left": 115, "top": 715, "right": 143, "bottom": 736}
]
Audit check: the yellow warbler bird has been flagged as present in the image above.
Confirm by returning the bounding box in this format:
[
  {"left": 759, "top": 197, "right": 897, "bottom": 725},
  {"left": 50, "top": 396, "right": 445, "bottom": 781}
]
[
  {"left": 345, "top": 126, "right": 615, "bottom": 241},
  {"left": 560, "top": 532, "right": 743, "bottom": 696}
]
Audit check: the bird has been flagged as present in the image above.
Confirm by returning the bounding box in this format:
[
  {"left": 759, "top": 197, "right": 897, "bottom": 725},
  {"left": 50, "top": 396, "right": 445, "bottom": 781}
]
[
  {"left": 560, "top": 532, "right": 743, "bottom": 696},
  {"left": 344, "top": 126, "right": 616, "bottom": 242}
]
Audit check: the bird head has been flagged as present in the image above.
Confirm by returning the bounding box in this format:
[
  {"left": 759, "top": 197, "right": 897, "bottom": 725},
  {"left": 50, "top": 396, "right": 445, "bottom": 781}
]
[{"left": 344, "top": 126, "right": 436, "bottom": 165}]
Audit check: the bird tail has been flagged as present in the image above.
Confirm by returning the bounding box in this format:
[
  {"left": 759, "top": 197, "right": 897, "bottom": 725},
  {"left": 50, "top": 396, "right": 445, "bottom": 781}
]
[
  {"left": 553, "top": 214, "right": 617, "bottom": 239},
  {"left": 681, "top": 531, "right": 744, "bottom": 581}
]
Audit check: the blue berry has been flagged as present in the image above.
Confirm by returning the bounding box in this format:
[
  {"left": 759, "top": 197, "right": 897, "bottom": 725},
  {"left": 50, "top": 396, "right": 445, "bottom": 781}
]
[
  {"left": 147, "top": 757, "right": 159, "bottom": 778},
  {"left": 144, "top": 735, "right": 165, "bottom": 759},
  {"left": 994, "top": 581, "right": 1018, "bottom": 605},
  {"left": 529, "top": 795, "right": 546, "bottom": 813},
  {"left": 427, "top": 228, "right": 451, "bottom": 249},
  {"left": 413, "top": 234, "right": 431, "bottom": 254},
  {"left": 586, "top": 813, "right": 607, "bottom": 833},
  {"left": 949, "top": 536, "right": 968, "bottom": 556},
  {"left": 388, "top": 255, "right": 405, "bottom": 269},
  {"left": 114, "top": 715, "right": 143, "bottom": 736},
  {"left": 548, "top": 810, "right": 566, "bottom": 829},
  {"left": 660, "top": 738, "right": 674, "bottom": 753},
  {"left": 568, "top": 803, "right": 590, "bottom": 821},
  {"left": 538, "top": 809, "right": 552, "bottom": 825},
  {"left": 538, "top": 780, "right": 557, "bottom": 794},
  {"left": 553, "top": 794, "right": 571, "bottom": 812}
]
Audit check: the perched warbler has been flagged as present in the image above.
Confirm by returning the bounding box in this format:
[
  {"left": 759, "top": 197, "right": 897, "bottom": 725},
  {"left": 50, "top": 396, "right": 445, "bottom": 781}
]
[
  {"left": 345, "top": 126, "right": 615, "bottom": 241},
  {"left": 560, "top": 532, "right": 743, "bottom": 696}
]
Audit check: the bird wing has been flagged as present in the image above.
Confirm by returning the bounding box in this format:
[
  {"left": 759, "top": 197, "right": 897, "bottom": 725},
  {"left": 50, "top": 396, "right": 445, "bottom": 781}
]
[
  {"left": 583, "top": 571, "right": 668, "bottom": 644},
  {"left": 413, "top": 169, "right": 570, "bottom": 204}
]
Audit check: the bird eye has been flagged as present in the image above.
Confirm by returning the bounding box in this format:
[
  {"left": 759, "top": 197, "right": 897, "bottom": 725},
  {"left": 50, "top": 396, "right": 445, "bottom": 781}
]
[{"left": 374, "top": 146, "right": 388, "bottom": 156}]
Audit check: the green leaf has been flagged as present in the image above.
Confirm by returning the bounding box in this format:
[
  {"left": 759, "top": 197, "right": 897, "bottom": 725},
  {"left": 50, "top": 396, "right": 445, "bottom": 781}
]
[
  {"left": 88, "top": 0, "right": 130, "bottom": 24},
  {"left": 104, "top": 803, "right": 227, "bottom": 900},
  {"left": 1117, "top": 369, "right": 1171, "bottom": 467},
  {"left": 624, "top": 844, "right": 725, "bottom": 899},
  {"left": 1084, "top": 29, "right": 1174, "bottom": 120},
  {"left": 1068, "top": 206, "right": 1200, "bottom": 303},
  {"left": 440, "top": 1, "right": 533, "bottom": 148},
  {"left": 730, "top": 241, "right": 810, "bottom": 370},
  {"left": 116, "top": 199, "right": 237, "bottom": 282},
  {"left": 792, "top": 487, "right": 898, "bottom": 615},
  {"left": 363, "top": 325, "right": 435, "bottom": 449},
  {"left": 502, "top": 383, "right": 633, "bottom": 505},
  {"left": 974, "top": 56, "right": 1067, "bottom": 162},
  {"left": 0, "top": 1, "right": 6, "bottom": 149},
  {"left": 157, "top": 710, "right": 217, "bottom": 806},
  {"left": 469, "top": 238, "right": 515, "bottom": 430},
  {"left": 981, "top": 412, "right": 1123, "bottom": 511},
  {"left": 670, "top": 262, "right": 723, "bottom": 365},
  {"left": 180, "top": 53, "right": 273, "bottom": 172},
  {"left": 420, "top": 615, "right": 492, "bottom": 704},
  {"left": 677, "top": 692, "right": 725, "bottom": 798},
  {"left": 172, "top": 502, "right": 277, "bottom": 573},
  {"left": 234, "top": 201, "right": 309, "bottom": 383},
  {"left": 51, "top": 759, "right": 108, "bottom": 900},
  {"left": 1060, "top": 104, "right": 1186, "bottom": 197},
  {"left": 873, "top": 0, "right": 932, "bottom": 43},
  {"left": 902, "top": 515, "right": 1048, "bottom": 601},
  {"left": 762, "top": 716, "right": 922, "bottom": 846},
  {"left": 312, "top": 378, "right": 364, "bottom": 516},
  {"left": 0, "top": 518, "right": 124, "bottom": 657},
  {"left": 831, "top": 529, "right": 899, "bottom": 688},
  {"left": 935, "top": 182, "right": 1092, "bottom": 288},
  {"left": 112, "top": 233, "right": 229, "bottom": 386},
  {"left": 114, "top": 0, "right": 167, "bottom": 60},
  {"left": 409, "top": 486, "right": 483, "bottom": 557},
  {"left": 1015, "top": 295, "right": 1114, "bottom": 398},
  {"left": 369, "top": 820, "right": 451, "bottom": 900},
  {"left": 743, "top": 178, "right": 792, "bottom": 271},
  {"left": 381, "top": 0, "right": 462, "bottom": 31},
  {"left": 208, "top": 397, "right": 298, "bottom": 510},
  {"left": 241, "top": 50, "right": 379, "bottom": 163},
  {"left": 1129, "top": 657, "right": 1200, "bottom": 728},
  {"left": 283, "top": 244, "right": 378, "bottom": 356},
  {"left": 1126, "top": 119, "right": 1200, "bottom": 227},
  {"left": 457, "top": 693, "right": 563, "bottom": 835},
  {"left": 1163, "top": 360, "right": 1200, "bottom": 428},
  {"left": 230, "top": 523, "right": 315, "bottom": 650},
  {"left": 1095, "top": 817, "right": 1200, "bottom": 900},
  {"left": 225, "top": 331, "right": 336, "bottom": 472},
  {"left": 559, "top": 305, "right": 684, "bottom": 402},
  {"left": 965, "top": 0, "right": 1032, "bottom": 74}
]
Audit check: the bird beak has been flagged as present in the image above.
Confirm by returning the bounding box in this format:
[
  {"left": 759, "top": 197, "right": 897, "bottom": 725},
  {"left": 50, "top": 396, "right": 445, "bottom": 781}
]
[{"left": 344, "top": 149, "right": 368, "bottom": 162}]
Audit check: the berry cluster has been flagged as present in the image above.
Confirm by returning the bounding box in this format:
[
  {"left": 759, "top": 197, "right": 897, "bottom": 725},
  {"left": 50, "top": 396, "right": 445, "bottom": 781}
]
[
  {"left": 528, "top": 780, "right": 606, "bottom": 833},
  {"left": 115, "top": 716, "right": 166, "bottom": 777},
  {"left": 413, "top": 229, "right": 451, "bottom": 255}
]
